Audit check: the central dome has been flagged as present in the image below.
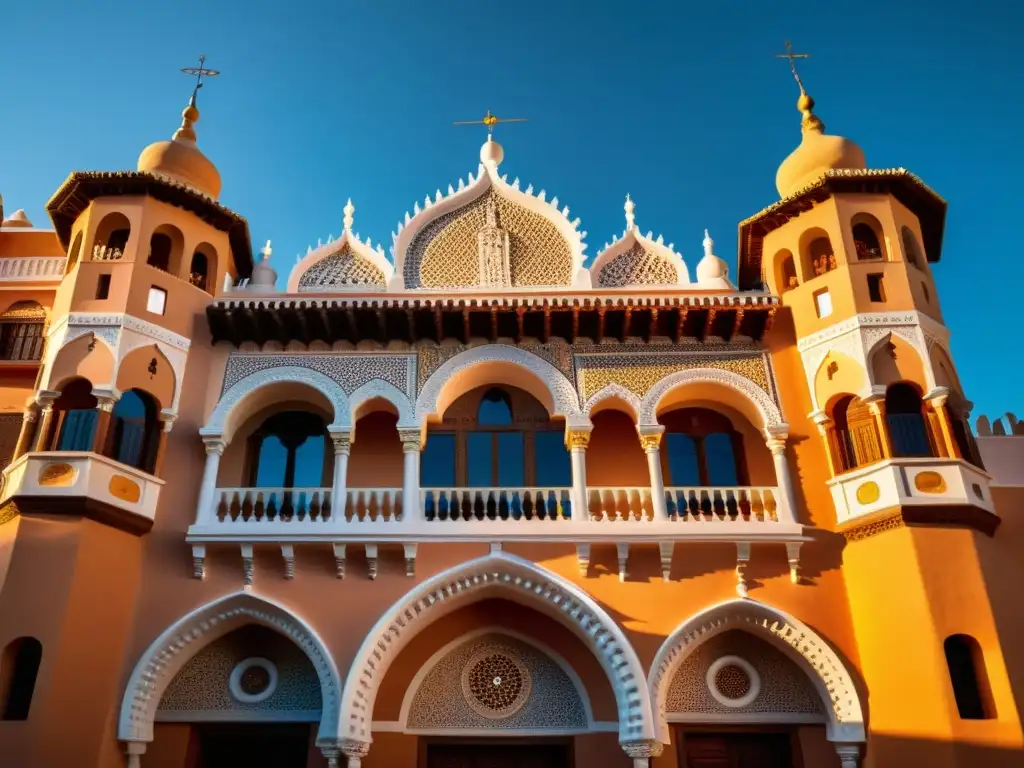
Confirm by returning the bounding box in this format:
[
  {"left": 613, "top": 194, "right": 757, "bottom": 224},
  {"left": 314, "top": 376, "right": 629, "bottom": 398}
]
[
  {"left": 137, "top": 102, "right": 222, "bottom": 199},
  {"left": 775, "top": 93, "right": 866, "bottom": 198}
]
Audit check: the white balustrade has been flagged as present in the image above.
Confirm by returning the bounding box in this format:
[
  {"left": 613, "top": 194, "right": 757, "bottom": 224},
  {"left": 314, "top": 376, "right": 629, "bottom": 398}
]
[
  {"left": 0, "top": 256, "right": 65, "bottom": 281},
  {"left": 421, "top": 487, "right": 572, "bottom": 522},
  {"left": 663, "top": 486, "right": 782, "bottom": 522},
  {"left": 213, "top": 487, "right": 333, "bottom": 524},
  {"left": 587, "top": 487, "right": 655, "bottom": 521},
  {"left": 342, "top": 487, "right": 403, "bottom": 522}
]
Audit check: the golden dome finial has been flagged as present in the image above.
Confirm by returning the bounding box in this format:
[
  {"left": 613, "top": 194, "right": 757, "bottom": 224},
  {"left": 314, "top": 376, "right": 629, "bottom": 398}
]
[{"left": 775, "top": 40, "right": 824, "bottom": 134}]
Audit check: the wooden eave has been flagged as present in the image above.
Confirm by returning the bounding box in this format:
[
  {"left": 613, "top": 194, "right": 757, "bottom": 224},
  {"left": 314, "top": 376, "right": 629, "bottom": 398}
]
[
  {"left": 46, "top": 171, "right": 254, "bottom": 278},
  {"left": 736, "top": 168, "right": 947, "bottom": 290},
  {"left": 207, "top": 291, "right": 780, "bottom": 348}
]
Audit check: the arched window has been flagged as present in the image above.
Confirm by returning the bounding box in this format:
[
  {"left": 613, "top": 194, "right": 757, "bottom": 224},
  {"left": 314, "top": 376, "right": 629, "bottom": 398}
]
[
  {"left": 775, "top": 249, "right": 798, "bottom": 292},
  {"left": 477, "top": 388, "right": 513, "bottom": 426},
  {"left": 189, "top": 245, "right": 215, "bottom": 292},
  {"left": 108, "top": 389, "right": 159, "bottom": 473},
  {"left": 885, "top": 383, "right": 934, "bottom": 458},
  {"left": 92, "top": 212, "right": 131, "bottom": 258},
  {"left": 0, "top": 301, "right": 46, "bottom": 362},
  {"left": 831, "top": 395, "right": 882, "bottom": 471},
  {"left": 54, "top": 379, "right": 98, "bottom": 451},
  {"left": 661, "top": 408, "right": 745, "bottom": 486},
  {"left": 852, "top": 215, "right": 885, "bottom": 260},
  {"left": 67, "top": 232, "right": 83, "bottom": 273},
  {"left": 901, "top": 226, "right": 923, "bottom": 268},
  {"left": 147, "top": 225, "right": 184, "bottom": 275},
  {"left": 808, "top": 236, "right": 836, "bottom": 277},
  {"left": 249, "top": 412, "right": 328, "bottom": 488},
  {"left": 1, "top": 637, "right": 42, "bottom": 721},
  {"left": 944, "top": 635, "right": 994, "bottom": 720}
]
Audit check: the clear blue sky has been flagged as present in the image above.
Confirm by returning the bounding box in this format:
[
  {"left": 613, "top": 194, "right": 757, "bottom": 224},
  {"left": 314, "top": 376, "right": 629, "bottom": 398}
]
[{"left": 3, "top": 1, "right": 1021, "bottom": 421}]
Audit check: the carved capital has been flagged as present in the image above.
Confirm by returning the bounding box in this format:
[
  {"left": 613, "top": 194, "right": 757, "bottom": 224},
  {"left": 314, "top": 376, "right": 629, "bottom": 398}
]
[
  {"left": 835, "top": 743, "right": 861, "bottom": 768},
  {"left": 637, "top": 425, "right": 664, "bottom": 452},
  {"left": 340, "top": 739, "right": 370, "bottom": 758},
  {"left": 924, "top": 386, "right": 950, "bottom": 409},
  {"left": 766, "top": 436, "right": 787, "bottom": 456},
  {"left": 22, "top": 409, "right": 38, "bottom": 424},
  {"left": 621, "top": 740, "right": 664, "bottom": 759},
  {"left": 398, "top": 428, "right": 422, "bottom": 452},
  {"left": 203, "top": 437, "right": 226, "bottom": 456},
  {"left": 565, "top": 428, "right": 592, "bottom": 450},
  {"left": 332, "top": 434, "right": 353, "bottom": 454},
  {"left": 35, "top": 389, "right": 60, "bottom": 407}
]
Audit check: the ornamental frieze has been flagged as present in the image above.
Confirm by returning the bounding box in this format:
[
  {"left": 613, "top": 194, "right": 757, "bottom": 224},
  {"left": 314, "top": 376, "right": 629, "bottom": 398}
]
[
  {"left": 221, "top": 353, "right": 415, "bottom": 398},
  {"left": 415, "top": 340, "right": 574, "bottom": 395}
]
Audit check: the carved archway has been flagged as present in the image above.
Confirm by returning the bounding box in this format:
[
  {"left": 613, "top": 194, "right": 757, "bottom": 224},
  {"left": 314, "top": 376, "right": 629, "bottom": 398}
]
[
  {"left": 350, "top": 379, "right": 415, "bottom": 427},
  {"left": 201, "top": 366, "right": 351, "bottom": 441},
  {"left": 648, "top": 598, "right": 865, "bottom": 744},
  {"left": 416, "top": 345, "right": 581, "bottom": 422},
  {"left": 337, "top": 552, "right": 655, "bottom": 746},
  {"left": 639, "top": 368, "right": 785, "bottom": 432},
  {"left": 117, "top": 591, "right": 342, "bottom": 745},
  {"left": 584, "top": 383, "right": 642, "bottom": 420}
]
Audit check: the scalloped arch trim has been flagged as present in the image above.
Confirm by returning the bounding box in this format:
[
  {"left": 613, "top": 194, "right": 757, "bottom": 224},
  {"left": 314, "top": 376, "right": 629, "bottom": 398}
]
[
  {"left": 117, "top": 591, "right": 342, "bottom": 744},
  {"left": 647, "top": 599, "right": 865, "bottom": 744},
  {"left": 639, "top": 367, "right": 784, "bottom": 430}
]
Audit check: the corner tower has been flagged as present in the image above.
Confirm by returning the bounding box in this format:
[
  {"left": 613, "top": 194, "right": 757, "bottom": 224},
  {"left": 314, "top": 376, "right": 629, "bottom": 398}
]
[
  {"left": 738, "top": 49, "right": 1022, "bottom": 765},
  {"left": 0, "top": 71, "right": 253, "bottom": 766}
]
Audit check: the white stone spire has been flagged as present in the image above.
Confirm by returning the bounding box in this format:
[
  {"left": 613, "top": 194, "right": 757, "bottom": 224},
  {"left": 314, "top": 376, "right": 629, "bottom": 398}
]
[
  {"left": 624, "top": 194, "right": 636, "bottom": 232},
  {"left": 703, "top": 228, "right": 714, "bottom": 258},
  {"left": 343, "top": 198, "right": 355, "bottom": 233}
]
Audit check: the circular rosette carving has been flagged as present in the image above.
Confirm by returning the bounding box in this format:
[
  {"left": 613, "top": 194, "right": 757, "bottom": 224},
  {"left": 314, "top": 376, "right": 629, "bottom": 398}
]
[{"left": 460, "top": 646, "right": 532, "bottom": 719}]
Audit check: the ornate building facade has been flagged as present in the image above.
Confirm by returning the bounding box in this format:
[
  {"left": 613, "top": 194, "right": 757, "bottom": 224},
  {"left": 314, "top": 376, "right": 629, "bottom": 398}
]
[{"left": 0, "top": 72, "right": 1022, "bottom": 768}]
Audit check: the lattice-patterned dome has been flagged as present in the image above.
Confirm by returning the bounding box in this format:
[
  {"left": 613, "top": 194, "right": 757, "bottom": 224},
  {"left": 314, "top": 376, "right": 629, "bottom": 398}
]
[
  {"left": 393, "top": 140, "right": 588, "bottom": 290},
  {"left": 287, "top": 199, "right": 394, "bottom": 292},
  {"left": 590, "top": 196, "right": 688, "bottom": 288}
]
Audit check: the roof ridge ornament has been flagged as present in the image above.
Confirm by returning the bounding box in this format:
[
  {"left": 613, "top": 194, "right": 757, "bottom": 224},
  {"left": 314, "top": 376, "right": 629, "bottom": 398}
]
[
  {"left": 624, "top": 194, "right": 636, "bottom": 232},
  {"left": 343, "top": 198, "right": 355, "bottom": 233},
  {"left": 775, "top": 40, "right": 824, "bottom": 134}
]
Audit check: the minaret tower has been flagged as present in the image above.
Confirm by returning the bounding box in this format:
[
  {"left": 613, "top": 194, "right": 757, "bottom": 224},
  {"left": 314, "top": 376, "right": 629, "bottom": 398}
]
[
  {"left": 736, "top": 43, "right": 1021, "bottom": 764},
  {"left": 0, "top": 61, "right": 252, "bottom": 766}
]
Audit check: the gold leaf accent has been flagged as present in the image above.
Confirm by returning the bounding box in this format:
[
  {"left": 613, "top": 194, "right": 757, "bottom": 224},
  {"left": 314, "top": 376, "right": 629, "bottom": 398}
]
[
  {"left": 914, "top": 471, "right": 947, "bottom": 494},
  {"left": 108, "top": 475, "right": 141, "bottom": 503},
  {"left": 39, "top": 463, "right": 76, "bottom": 487}
]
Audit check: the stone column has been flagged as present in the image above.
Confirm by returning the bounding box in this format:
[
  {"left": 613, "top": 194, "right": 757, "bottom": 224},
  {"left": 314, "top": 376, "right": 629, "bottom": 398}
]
[
  {"left": 12, "top": 406, "right": 38, "bottom": 461},
  {"left": 565, "top": 427, "right": 592, "bottom": 519},
  {"left": 341, "top": 739, "right": 370, "bottom": 768},
  {"left": 766, "top": 432, "right": 797, "bottom": 524},
  {"left": 398, "top": 428, "right": 422, "bottom": 522},
  {"left": 864, "top": 395, "right": 893, "bottom": 459},
  {"left": 32, "top": 391, "right": 60, "bottom": 452},
  {"left": 152, "top": 412, "right": 177, "bottom": 476},
  {"left": 124, "top": 742, "right": 146, "bottom": 768},
  {"left": 810, "top": 409, "right": 841, "bottom": 477},
  {"left": 90, "top": 387, "right": 120, "bottom": 456},
  {"left": 330, "top": 431, "right": 353, "bottom": 519},
  {"left": 622, "top": 739, "right": 663, "bottom": 768},
  {"left": 195, "top": 437, "right": 225, "bottom": 525},
  {"left": 925, "top": 388, "right": 960, "bottom": 459},
  {"left": 320, "top": 747, "right": 340, "bottom": 768},
  {"left": 835, "top": 743, "right": 861, "bottom": 768},
  {"left": 638, "top": 425, "right": 668, "bottom": 520}
]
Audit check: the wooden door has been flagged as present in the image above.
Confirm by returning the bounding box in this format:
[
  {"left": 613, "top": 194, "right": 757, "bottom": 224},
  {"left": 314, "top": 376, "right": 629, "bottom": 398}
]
[
  {"left": 680, "top": 732, "right": 794, "bottom": 768},
  {"left": 195, "top": 723, "right": 311, "bottom": 767},
  {"left": 426, "top": 742, "right": 569, "bottom": 768}
]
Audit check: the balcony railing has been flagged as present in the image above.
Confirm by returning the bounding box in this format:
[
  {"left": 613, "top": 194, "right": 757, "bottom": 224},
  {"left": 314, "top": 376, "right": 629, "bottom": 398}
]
[
  {"left": 664, "top": 486, "right": 779, "bottom": 520},
  {"left": 424, "top": 487, "right": 571, "bottom": 521},
  {"left": 0, "top": 257, "right": 65, "bottom": 282}
]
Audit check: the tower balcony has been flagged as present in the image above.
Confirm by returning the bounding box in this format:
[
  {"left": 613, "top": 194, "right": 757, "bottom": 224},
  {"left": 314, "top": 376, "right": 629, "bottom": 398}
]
[
  {"left": 828, "top": 457, "right": 997, "bottom": 535},
  {"left": 0, "top": 451, "right": 164, "bottom": 534}
]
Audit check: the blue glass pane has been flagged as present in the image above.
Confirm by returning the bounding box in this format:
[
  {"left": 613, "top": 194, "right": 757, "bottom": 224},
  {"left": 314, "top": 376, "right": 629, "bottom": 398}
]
[
  {"left": 467, "top": 432, "right": 493, "bottom": 487},
  {"left": 115, "top": 422, "right": 145, "bottom": 467},
  {"left": 888, "top": 414, "right": 932, "bottom": 457},
  {"left": 497, "top": 432, "right": 525, "bottom": 486},
  {"left": 421, "top": 433, "right": 456, "bottom": 487},
  {"left": 58, "top": 409, "right": 97, "bottom": 451},
  {"left": 705, "top": 433, "right": 739, "bottom": 485},
  {"left": 534, "top": 431, "right": 571, "bottom": 486},
  {"left": 112, "top": 391, "right": 146, "bottom": 420},
  {"left": 477, "top": 389, "right": 513, "bottom": 426},
  {"left": 665, "top": 433, "right": 700, "bottom": 485},
  {"left": 255, "top": 436, "right": 288, "bottom": 487},
  {"left": 293, "top": 436, "right": 325, "bottom": 486}
]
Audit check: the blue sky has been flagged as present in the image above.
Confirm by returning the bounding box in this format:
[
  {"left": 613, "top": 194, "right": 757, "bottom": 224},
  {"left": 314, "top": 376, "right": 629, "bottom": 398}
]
[{"left": 2, "top": 1, "right": 1021, "bottom": 420}]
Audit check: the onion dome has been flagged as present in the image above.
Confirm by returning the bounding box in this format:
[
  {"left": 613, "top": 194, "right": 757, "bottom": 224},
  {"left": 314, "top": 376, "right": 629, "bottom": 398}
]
[
  {"left": 775, "top": 89, "right": 866, "bottom": 199},
  {"left": 1, "top": 209, "right": 33, "bottom": 228},
  {"left": 249, "top": 240, "right": 278, "bottom": 290},
  {"left": 137, "top": 97, "right": 222, "bottom": 199},
  {"left": 695, "top": 230, "right": 733, "bottom": 289}
]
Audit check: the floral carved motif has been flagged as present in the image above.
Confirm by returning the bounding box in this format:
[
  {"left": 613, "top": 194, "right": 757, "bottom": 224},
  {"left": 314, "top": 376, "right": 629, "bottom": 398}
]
[
  {"left": 597, "top": 242, "right": 677, "bottom": 287},
  {"left": 297, "top": 244, "right": 386, "bottom": 290},
  {"left": 221, "top": 354, "right": 414, "bottom": 398}
]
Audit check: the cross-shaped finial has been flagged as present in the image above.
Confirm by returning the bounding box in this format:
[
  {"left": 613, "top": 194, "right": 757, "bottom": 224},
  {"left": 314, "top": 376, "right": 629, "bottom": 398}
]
[
  {"left": 180, "top": 55, "right": 220, "bottom": 106},
  {"left": 260, "top": 240, "right": 272, "bottom": 261},
  {"left": 775, "top": 41, "right": 811, "bottom": 94}
]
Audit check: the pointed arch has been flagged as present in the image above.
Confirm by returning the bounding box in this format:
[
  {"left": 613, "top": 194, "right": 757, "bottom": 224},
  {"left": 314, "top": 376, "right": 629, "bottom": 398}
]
[
  {"left": 416, "top": 345, "right": 580, "bottom": 422},
  {"left": 201, "top": 366, "right": 351, "bottom": 441},
  {"left": 337, "top": 552, "right": 655, "bottom": 745},
  {"left": 349, "top": 379, "right": 415, "bottom": 426},
  {"left": 648, "top": 598, "right": 864, "bottom": 744},
  {"left": 584, "top": 383, "right": 642, "bottom": 421},
  {"left": 639, "top": 368, "right": 784, "bottom": 432},
  {"left": 117, "top": 591, "right": 341, "bottom": 745}
]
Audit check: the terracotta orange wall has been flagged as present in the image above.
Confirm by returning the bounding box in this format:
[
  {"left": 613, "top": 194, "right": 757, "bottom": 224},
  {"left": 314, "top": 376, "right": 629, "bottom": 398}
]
[
  {"left": 350, "top": 412, "right": 403, "bottom": 487},
  {"left": 146, "top": 724, "right": 194, "bottom": 768},
  {"left": 587, "top": 409, "right": 648, "bottom": 486},
  {"left": 0, "top": 229, "right": 64, "bottom": 258}
]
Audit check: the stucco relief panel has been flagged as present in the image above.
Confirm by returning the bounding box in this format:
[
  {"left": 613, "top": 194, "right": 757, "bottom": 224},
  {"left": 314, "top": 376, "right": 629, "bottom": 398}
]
[
  {"left": 221, "top": 354, "right": 415, "bottom": 399},
  {"left": 416, "top": 341, "right": 574, "bottom": 396}
]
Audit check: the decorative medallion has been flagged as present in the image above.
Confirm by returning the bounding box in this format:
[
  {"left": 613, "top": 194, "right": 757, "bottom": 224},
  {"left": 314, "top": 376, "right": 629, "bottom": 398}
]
[
  {"left": 914, "top": 471, "right": 946, "bottom": 494},
  {"left": 38, "top": 463, "right": 76, "bottom": 487},
  {"left": 855, "top": 481, "right": 880, "bottom": 505},
  {"left": 109, "top": 475, "right": 141, "bottom": 503},
  {"left": 228, "top": 657, "right": 279, "bottom": 704},
  {"left": 705, "top": 655, "right": 761, "bottom": 708},
  {"left": 460, "top": 646, "right": 532, "bottom": 719}
]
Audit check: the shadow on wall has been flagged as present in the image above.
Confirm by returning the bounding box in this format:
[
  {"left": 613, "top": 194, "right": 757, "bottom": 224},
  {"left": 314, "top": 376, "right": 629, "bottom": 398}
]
[{"left": 865, "top": 734, "right": 1024, "bottom": 768}]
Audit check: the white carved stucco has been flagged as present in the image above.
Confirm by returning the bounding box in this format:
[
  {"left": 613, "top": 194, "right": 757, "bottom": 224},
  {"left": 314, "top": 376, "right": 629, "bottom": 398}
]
[
  {"left": 583, "top": 382, "right": 643, "bottom": 418},
  {"left": 638, "top": 368, "right": 785, "bottom": 430},
  {"left": 117, "top": 591, "right": 341, "bottom": 744},
  {"left": 337, "top": 552, "right": 655, "bottom": 745},
  {"left": 647, "top": 598, "right": 865, "bottom": 744}
]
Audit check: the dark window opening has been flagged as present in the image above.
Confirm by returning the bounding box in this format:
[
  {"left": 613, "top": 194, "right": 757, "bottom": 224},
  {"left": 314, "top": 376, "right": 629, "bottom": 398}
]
[
  {"left": 106, "top": 229, "right": 130, "bottom": 252},
  {"left": 886, "top": 383, "right": 934, "bottom": 458},
  {"left": 189, "top": 250, "right": 210, "bottom": 291},
  {"left": 108, "top": 389, "right": 159, "bottom": 473},
  {"left": 95, "top": 273, "right": 111, "bottom": 300},
  {"left": 868, "top": 273, "right": 886, "bottom": 303},
  {"left": 808, "top": 237, "right": 836, "bottom": 276},
  {"left": 853, "top": 222, "right": 884, "bottom": 260},
  {"left": 902, "top": 226, "right": 923, "bottom": 268},
  {"left": 780, "top": 254, "right": 798, "bottom": 291},
  {"left": 54, "top": 379, "right": 98, "bottom": 451},
  {"left": 1, "top": 637, "right": 42, "bottom": 721},
  {"left": 147, "top": 233, "right": 173, "bottom": 272},
  {"left": 944, "top": 634, "right": 994, "bottom": 720},
  {"left": 0, "top": 322, "right": 43, "bottom": 362}
]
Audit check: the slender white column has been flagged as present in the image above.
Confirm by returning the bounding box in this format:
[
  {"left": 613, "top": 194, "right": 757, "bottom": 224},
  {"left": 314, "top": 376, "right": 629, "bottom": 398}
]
[
  {"left": 766, "top": 432, "right": 797, "bottom": 524},
  {"left": 195, "top": 437, "right": 225, "bottom": 525},
  {"left": 623, "top": 740, "right": 663, "bottom": 768},
  {"left": 320, "top": 747, "right": 340, "bottom": 768},
  {"left": 331, "top": 432, "right": 353, "bottom": 518},
  {"left": 125, "top": 742, "right": 146, "bottom": 768},
  {"left": 399, "top": 428, "right": 422, "bottom": 522},
  {"left": 565, "top": 427, "right": 591, "bottom": 519},
  {"left": 835, "top": 743, "right": 861, "bottom": 768},
  {"left": 638, "top": 425, "right": 668, "bottom": 520}
]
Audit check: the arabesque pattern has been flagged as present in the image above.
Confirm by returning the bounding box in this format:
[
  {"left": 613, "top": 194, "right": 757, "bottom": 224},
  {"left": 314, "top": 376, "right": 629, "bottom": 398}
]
[
  {"left": 297, "top": 244, "right": 385, "bottom": 289},
  {"left": 597, "top": 242, "right": 677, "bottom": 287}
]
